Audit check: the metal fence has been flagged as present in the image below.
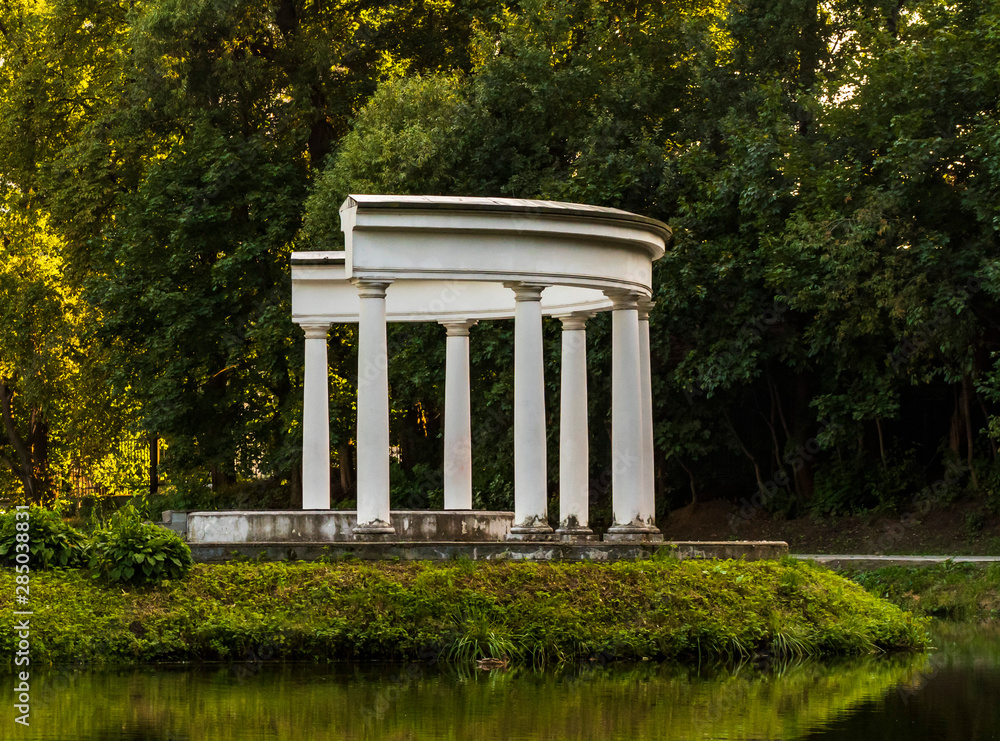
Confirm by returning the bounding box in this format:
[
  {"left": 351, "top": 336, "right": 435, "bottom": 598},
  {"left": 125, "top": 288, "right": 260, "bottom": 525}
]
[{"left": 67, "top": 436, "right": 157, "bottom": 499}]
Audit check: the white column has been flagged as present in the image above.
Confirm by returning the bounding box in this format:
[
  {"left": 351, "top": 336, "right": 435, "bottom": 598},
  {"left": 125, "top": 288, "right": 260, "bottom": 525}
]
[
  {"left": 638, "top": 300, "right": 656, "bottom": 527},
  {"left": 605, "top": 291, "right": 662, "bottom": 541},
  {"left": 505, "top": 283, "right": 553, "bottom": 539},
  {"left": 441, "top": 320, "right": 477, "bottom": 509},
  {"left": 300, "top": 322, "right": 332, "bottom": 510},
  {"left": 556, "top": 313, "right": 595, "bottom": 540},
  {"left": 354, "top": 280, "right": 395, "bottom": 538}
]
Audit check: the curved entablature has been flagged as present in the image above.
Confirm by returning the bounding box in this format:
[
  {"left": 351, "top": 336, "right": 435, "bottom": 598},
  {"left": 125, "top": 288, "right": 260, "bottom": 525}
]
[
  {"left": 339, "top": 194, "right": 669, "bottom": 296},
  {"left": 292, "top": 253, "right": 614, "bottom": 323},
  {"left": 293, "top": 195, "right": 671, "bottom": 324}
]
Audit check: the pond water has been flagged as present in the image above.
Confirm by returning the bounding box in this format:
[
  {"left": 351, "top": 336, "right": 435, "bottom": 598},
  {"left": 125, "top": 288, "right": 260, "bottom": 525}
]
[{"left": 9, "top": 623, "right": 1000, "bottom": 740}]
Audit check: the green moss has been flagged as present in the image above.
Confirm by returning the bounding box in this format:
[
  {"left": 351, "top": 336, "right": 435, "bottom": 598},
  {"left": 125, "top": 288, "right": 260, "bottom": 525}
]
[
  {"left": 0, "top": 558, "right": 928, "bottom": 667},
  {"left": 847, "top": 561, "right": 1000, "bottom": 621}
]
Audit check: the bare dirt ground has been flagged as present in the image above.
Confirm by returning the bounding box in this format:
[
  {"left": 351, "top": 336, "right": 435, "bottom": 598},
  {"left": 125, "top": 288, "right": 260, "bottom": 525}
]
[{"left": 658, "top": 498, "right": 1000, "bottom": 555}]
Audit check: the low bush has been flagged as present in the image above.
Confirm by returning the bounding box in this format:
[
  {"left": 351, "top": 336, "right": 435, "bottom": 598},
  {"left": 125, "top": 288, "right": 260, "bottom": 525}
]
[
  {"left": 0, "top": 507, "right": 88, "bottom": 568},
  {"left": 88, "top": 505, "right": 193, "bottom": 586}
]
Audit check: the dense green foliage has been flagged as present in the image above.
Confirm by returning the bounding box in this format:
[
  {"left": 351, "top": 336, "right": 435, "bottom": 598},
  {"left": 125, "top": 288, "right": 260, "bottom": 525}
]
[
  {"left": 849, "top": 562, "right": 1000, "bottom": 621},
  {"left": 88, "top": 505, "right": 193, "bottom": 585},
  {"left": 0, "top": 558, "right": 927, "bottom": 666},
  {"left": 0, "top": 507, "right": 87, "bottom": 568},
  {"left": 305, "top": 0, "right": 1000, "bottom": 517},
  {"left": 4, "top": 0, "right": 1000, "bottom": 521}
]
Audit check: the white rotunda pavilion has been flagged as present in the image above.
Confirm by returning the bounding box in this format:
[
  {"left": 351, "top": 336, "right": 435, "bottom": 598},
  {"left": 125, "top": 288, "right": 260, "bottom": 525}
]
[{"left": 292, "top": 195, "right": 671, "bottom": 543}]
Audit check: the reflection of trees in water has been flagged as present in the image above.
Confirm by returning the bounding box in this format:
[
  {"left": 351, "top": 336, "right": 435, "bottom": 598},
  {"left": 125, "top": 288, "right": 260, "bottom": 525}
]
[
  {"left": 803, "top": 665, "right": 1000, "bottom": 741},
  {"left": 29, "top": 656, "right": 926, "bottom": 741},
  {"left": 92, "top": 733, "right": 187, "bottom": 741},
  {"left": 803, "top": 624, "right": 1000, "bottom": 741},
  {"left": 424, "top": 656, "right": 926, "bottom": 740}
]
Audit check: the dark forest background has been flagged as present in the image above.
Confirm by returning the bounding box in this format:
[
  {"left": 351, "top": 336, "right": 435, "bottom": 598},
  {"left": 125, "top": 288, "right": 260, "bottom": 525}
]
[{"left": 3, "top": 0, "right": 1000, "bottom": 525}]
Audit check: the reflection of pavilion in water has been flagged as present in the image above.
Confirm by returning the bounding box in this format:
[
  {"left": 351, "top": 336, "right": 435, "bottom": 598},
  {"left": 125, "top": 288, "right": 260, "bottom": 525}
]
[{"left": 291, "top": 195, "right": 671, "bottom": 544}]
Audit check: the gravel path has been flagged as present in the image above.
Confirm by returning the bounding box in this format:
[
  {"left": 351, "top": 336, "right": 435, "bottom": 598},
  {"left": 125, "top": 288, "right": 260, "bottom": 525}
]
[{"left": 795, "top": 554, "right": 1000, "bottom": 566}]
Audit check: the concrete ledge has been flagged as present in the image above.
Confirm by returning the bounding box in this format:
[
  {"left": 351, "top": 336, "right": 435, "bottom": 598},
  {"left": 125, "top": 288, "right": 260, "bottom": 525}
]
[
  {"left": 604, "top": 532, "right": 665, "bottom": 544},
  {"left": 189, "top": 540, "right": 788, "bottom": 563},
  {"left": 186, "top": 510, "right": 514, "bottom": 544},
  {"left": 161, "top": 510, "right": 189, "bottom": 537},
  {"left": 795, "top": 554, "right": 1000, "bottom": 569}
]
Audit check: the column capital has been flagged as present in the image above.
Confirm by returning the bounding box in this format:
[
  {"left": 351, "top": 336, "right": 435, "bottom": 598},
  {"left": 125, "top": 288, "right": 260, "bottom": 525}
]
[
  {"left": 299, "top": 322, "right": 331, "bottom": 340},
  {"left": 440, "top": 319, "right": 479, "bottom": 337},
  {"left": 638, "top": 299, "right": 655, "bottom": 321},
  {"left": 557, "top": 312, "right": 594, "bottom": 332},
  {"left": 504, "top": 282, "right": 548, "bottom": 302},
  {"left": 604, "top": 289, "right": 642, "bottom": 310},
  {"left": 354, "top": 279, "right": 392, "bottom": 299}
]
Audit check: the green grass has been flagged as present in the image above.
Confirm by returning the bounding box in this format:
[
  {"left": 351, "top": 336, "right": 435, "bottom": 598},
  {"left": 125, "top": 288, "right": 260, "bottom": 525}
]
[
  {"left": 847, "top": 561, "right": 1000, "bottom": 621},
  {"left": 0, "top": 557, "right": 928, "bottom": 667}
]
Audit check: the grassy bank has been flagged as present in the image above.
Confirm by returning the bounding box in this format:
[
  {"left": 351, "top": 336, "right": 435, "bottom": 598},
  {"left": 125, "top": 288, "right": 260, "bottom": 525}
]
[
  {"left": 848, "top": 562, "right": 1000, "bottom": 621},
  {"left": 1, "top": 558, "right": 927, "bottom": 667}
]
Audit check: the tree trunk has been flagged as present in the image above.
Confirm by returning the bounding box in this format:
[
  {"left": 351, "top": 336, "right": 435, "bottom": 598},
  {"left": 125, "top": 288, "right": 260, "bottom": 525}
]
[
  {"left": 0, "top": 379, "right": 40, "bottom": 502},
  {"left": 289, "top": 463, "right": 302, "bottom": 509},
  {"left": 949, "top": 385, "right": 962, "bottom": 458},
  {"left": 875, "top": 416, "right": 887, "bottom": 470},
  {"left": 338, "top": 443, "right": 354, "bottom": 495},
  {"left": 210, "top": 463, "right": 235, "bottom": 492},
  {"left": 149, "top": 435, "right": 159, "bottom": 495},
  {"left": 978, "top": 396, "right": 997, "bottom": 460},
  {"left": 29, "top": 411, "right": 50, "bottom": 499},
  {"left": 726, "top": 411, "right": 766, "bottom": 495},
  {"left": 678, "top": 460, "right": 698, "bottom": 508},
  {"left": 963, "top": 374, "right": 979, "bottom": 489},
  {"left": 792, "top": 373, "right": 815, "bottom": 500},
  {"left": 763, "top": 375, "right": 797, "bottom": 497}
]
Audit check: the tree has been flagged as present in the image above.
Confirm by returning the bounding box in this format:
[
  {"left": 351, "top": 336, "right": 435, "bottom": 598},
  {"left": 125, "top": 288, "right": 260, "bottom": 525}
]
[
  {"left": 36, "top": 0, "right": 505, "bottom": 494},
  {"left": 0, "top": 0, "right": 138, "bottom": 501}
]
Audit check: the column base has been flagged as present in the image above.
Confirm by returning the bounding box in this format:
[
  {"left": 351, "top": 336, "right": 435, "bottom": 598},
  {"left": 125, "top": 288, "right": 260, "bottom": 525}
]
[
  {"left": 352, "top": 520, "right": 396, "bottom": 542},
  {"left": 506, "top": 523, "right": 555, "bottom": 542},
  {"left": 555, "top": 526, "right": 599, "bottom": 543},
  {"left": 603, "top": 524, "right": 664, "bottom": 543}
]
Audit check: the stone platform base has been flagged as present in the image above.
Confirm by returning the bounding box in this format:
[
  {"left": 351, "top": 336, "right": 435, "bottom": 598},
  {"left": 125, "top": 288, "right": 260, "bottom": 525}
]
[
  {"left": 603, "top": 531, "right": 665, "bottom": 544},
  {"left": 505, "top": 530, "right": 557, "bottom": 542},
  {"left": 189, "top": 540, "right": 788, "bottom": 564},
  {"left": 184, "top": 510, "right": 515, "bottom": 544}
]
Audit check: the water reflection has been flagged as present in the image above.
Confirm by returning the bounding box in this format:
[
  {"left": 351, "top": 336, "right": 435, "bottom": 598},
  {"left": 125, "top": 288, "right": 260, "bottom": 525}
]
[
  {"left": 8, "top": 626, "right": 995, "bottom": 741},
  {"left": 804, "top": 623, "right": 1000, "bottom": 741}
]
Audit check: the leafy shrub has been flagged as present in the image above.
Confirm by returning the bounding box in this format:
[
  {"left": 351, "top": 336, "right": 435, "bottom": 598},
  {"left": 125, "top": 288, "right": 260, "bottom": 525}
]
[
  {"left": 809, "top": 459, "right": 866, "bottom": 517},
  {"left": 89, "top": 505, "right": 193, "bottom": 586},
  {"left": 811, "top": 454, "right": 923, "bottom": 517},
  {"left": 866, "top": 453, "right": 924, "bottom": 514},
  {"left": 0, "top": 507, "right": 88, "bottom": 568},
  {"left": 390, "top": 461, "right": 443, "bottom": 509}
]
